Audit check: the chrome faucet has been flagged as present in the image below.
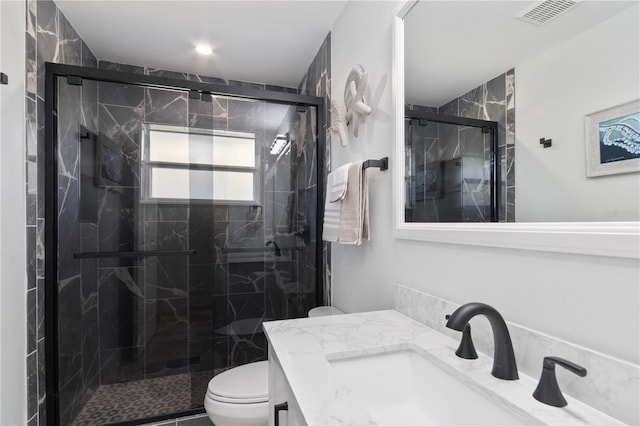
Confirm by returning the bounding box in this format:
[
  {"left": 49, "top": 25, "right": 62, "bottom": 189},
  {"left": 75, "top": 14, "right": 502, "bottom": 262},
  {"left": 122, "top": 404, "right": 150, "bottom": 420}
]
[{"left": 446, "top": 302, "right": 519, "bottom": 380}]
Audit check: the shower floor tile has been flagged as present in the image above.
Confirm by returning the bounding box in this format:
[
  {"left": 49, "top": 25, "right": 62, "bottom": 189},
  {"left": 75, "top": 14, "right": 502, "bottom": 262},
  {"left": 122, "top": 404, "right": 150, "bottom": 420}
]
[{"left": 72, "top": 371, "right": 214, "bottom": 425}]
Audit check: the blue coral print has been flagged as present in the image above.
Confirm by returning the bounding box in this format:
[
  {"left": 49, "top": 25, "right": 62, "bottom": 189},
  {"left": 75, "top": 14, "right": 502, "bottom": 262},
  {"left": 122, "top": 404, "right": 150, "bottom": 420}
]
[{"left": 599, "top": 112, "right": 640, "bottom": 164}]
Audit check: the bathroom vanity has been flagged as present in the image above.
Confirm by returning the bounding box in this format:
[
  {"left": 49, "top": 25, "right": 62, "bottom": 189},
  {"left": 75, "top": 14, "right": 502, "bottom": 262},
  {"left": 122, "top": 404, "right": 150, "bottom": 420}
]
[
  {"left": 263, "top": 310, "right": 621, "bottom": 426},
  {"left": 268, "top": 347, "right": 305, "bottom": 426}
]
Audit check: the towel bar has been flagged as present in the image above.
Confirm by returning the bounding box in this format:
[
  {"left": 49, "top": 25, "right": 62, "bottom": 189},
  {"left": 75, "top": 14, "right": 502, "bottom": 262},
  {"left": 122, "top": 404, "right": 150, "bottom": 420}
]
[{"left": 363, "top": 157, "right": 388, "bottom": 171}]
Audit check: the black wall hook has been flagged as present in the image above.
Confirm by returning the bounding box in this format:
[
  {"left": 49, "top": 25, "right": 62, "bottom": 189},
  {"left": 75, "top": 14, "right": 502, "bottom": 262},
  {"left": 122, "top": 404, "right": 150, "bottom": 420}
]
[{"left": 540, "top": 138, "right": 552, "bottom": 148}]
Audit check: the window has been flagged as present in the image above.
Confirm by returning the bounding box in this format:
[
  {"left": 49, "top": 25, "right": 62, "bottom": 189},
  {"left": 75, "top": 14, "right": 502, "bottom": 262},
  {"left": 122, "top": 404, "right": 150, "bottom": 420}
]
[{"left": 142, "top": 125, "right": 258, "bottom": 203}]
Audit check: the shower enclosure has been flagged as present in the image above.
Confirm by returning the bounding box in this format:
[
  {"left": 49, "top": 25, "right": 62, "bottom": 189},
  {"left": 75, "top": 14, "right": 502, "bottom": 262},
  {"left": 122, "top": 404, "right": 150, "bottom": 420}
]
[
  {"left": 44, "top": 64, "right": 324, "bottom": 425},
  {"left": 404, "top": 109, "right": 499, "bottom": 222}
]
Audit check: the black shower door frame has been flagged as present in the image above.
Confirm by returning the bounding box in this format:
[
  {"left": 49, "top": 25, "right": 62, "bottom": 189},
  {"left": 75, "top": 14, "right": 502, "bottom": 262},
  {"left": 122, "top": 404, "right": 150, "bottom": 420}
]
[
  {"left": 405, "top": 109, "right": 500, "bottom": 222},
  {"left": 44, "top": 63, "right": 326, "bottom": 426}
]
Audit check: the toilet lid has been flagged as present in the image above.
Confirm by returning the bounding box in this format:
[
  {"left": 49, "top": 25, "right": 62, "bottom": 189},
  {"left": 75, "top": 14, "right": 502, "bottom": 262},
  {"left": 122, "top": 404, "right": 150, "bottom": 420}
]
[{"left": 207, "top": 361, "right": 268, "bottom": 401}]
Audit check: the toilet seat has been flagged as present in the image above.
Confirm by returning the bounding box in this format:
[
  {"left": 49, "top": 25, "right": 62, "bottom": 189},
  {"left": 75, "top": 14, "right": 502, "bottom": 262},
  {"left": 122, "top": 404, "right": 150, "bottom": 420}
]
[
  {"left": 206, "top": 361, "right": 268, "bottom": 404},
  {"left": 207, "top": 392, "right": 267, "bottom": 404}
]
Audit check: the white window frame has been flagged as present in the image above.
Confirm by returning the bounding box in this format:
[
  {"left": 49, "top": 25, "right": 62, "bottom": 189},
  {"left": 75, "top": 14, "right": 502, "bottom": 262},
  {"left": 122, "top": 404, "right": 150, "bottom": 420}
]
[{"left": 141, "top": 124, "right": 261, "bottom": 205}]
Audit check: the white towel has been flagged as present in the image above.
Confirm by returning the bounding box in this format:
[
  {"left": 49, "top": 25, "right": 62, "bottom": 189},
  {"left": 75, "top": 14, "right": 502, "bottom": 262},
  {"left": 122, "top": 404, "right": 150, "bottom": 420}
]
[
  {"left": 323, "top": 161, "right": 370, "bottom": 245},
  {"left": 322, "top": 168, "right": 344, "bottom": 242},
  {"left": 328, "top": 164, "right": 349, "bottom": 202}
]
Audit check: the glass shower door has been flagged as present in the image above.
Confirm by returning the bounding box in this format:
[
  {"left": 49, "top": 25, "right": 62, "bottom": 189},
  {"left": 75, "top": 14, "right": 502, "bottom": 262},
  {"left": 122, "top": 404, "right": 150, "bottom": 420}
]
[
  {"left": 405, "top": 117, "right": 496, "bottom": 222},
  {"left": 52, "top": 72, "right": 320, "bottom": 425}
]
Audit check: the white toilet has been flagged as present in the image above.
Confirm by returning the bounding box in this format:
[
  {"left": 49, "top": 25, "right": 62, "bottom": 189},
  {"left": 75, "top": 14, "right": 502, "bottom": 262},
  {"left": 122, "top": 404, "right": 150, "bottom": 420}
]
[
  {"left": 204, "top": 306, "right": 344, "bottom": 425},
  {"left": 204, "top": 360, "right": 269, "bottom": 426}
]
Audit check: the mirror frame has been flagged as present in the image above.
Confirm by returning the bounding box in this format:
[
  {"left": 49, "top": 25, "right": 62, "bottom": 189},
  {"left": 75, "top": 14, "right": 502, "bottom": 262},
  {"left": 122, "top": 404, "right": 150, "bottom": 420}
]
[{"left": 392, "top": 0, "right": 639, "bottom": 259}]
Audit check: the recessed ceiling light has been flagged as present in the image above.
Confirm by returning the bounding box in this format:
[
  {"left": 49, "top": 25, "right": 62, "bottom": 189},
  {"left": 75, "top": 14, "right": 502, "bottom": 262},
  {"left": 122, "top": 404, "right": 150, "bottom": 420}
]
[{"left": 195, "top": 44, "right": 213, "bottom": 55}]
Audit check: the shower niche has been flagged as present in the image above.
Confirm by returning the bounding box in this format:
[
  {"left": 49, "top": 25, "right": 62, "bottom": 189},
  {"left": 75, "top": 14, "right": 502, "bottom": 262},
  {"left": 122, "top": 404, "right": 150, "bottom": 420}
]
[{"left": 46, "top": 64, "right": 324, "bottom": 425}]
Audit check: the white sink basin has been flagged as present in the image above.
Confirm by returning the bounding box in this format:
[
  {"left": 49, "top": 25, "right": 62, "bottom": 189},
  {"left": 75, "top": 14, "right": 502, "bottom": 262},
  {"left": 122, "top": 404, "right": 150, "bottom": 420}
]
[{"left": 329, "top": 349, "right": 540, "bottom": 425}]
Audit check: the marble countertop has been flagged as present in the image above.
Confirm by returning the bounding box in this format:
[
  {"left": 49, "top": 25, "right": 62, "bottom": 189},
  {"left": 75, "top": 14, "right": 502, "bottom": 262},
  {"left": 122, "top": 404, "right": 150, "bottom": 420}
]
[{"left": 263, "top": 310, "right": 622, "bottom": 425}]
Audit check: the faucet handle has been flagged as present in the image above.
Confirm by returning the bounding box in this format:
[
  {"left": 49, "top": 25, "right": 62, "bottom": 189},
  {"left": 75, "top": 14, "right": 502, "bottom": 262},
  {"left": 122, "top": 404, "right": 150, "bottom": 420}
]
[
  {"left": 533, "top": 356, "right": 587, "bottom": 407},
  {"left": 543, "top": 356, "right": 587, "bottom": 376},
  {"left": 456, "top": 324, "right": 478, "bottom": 360},
  {"left": 445, "top": 314, "right": 478, "bottom": 360}
]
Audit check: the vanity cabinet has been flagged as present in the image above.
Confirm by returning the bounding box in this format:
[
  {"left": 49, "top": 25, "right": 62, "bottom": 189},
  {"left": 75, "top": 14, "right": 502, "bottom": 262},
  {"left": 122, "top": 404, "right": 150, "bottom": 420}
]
[{"left": 268, "top": 345, "right": 306, "bottom": 426}]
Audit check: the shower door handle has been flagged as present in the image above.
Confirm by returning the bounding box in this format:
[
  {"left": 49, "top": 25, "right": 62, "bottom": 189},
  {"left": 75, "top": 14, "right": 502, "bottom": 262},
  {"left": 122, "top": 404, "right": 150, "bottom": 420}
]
[{"left": 274, "top": 402, "right": 288, "bottom": 426}]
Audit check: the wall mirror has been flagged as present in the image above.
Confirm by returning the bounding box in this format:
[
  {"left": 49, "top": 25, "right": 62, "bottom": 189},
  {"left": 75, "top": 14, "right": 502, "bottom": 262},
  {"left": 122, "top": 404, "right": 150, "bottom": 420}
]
[{"left": 392, "top": 0, "right": 640, "bottom": 257}]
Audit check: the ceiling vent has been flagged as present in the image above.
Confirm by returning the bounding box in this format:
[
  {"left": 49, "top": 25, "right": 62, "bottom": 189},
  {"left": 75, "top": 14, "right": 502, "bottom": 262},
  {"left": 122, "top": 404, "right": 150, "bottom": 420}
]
[{"left": 516, "top": 0, "right": 580, "bottom": 26}]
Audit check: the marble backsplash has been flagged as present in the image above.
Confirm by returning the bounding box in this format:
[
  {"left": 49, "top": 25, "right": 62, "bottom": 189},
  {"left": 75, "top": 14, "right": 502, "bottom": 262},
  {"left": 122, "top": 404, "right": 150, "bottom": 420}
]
[{"left": 394, "top": 283, "right": 639, "bottom": 425}]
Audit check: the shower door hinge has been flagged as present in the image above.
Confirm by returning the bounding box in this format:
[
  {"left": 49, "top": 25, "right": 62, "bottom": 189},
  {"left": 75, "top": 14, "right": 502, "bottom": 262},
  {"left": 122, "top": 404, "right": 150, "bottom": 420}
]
[
  {"left": 0, "top": 73, "right": 8, "bottom": 85},
  {"left": 481, "top": 126, "right": 490, "bottom": 134},
  {"left": 296, "top": 105, "right": 306, "bottom": 113},
  {"left": 67, "top": 76, "right": 83, "bottom": 86}
]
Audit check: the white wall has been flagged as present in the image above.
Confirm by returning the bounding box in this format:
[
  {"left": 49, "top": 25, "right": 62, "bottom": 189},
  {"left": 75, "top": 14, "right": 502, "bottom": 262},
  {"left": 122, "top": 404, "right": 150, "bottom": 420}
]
[
  {"left": 0, "top": 0, "right": 27, "bottom": 424},
  {"left": 330, "top": 0, "right": 640, "bottom": 372},
  {"left": 516, "top": 5, "right": 640, "bottom": 222},
  {"left": 331, "top": 0, "right": 399, "bottom": 313}
]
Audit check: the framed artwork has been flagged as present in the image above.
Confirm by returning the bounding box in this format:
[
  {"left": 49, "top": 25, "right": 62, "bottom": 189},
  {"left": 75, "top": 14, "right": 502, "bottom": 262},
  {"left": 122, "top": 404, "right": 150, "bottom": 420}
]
[{"left": 585, "top": 99, "right": 640, "bottom": 177}]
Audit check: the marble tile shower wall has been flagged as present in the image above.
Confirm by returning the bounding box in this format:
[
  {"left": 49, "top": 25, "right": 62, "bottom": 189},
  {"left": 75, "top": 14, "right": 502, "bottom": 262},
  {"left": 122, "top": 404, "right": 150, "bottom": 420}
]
[
  {"left": 26, "top": 0, "right": 99, "bottom": 425},
  {"left": 57, "top": 80, "right": 100, "bottom": 425},
  {"left": 263, "top": 105, "right": 319, "bottom": 328},
  {"left": 406, "top": 70, "right": 515, "bottom": 222},
  {"left": 439, "top": 70, "right": 515, "bottom": 222},
  {"left": 298, "top": 33, "right": 331, "bottom": 305}
]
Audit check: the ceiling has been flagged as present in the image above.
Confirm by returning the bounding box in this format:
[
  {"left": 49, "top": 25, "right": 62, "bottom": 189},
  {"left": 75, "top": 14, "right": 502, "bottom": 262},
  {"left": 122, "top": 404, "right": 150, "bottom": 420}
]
[
  {"left": 56, "top": 1, "right": 348, "bottom": 88},
  {"left": 404, "top": 1, "right": 637, "bottom": 107}
]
